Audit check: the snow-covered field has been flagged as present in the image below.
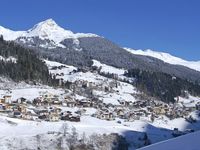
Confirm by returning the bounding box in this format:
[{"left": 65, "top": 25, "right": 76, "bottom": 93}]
[
  {"left": 0, "top": 109, "right": 200, "bottom": 150},
  {"left": 138, "top": 130, "right": 200, "bottom": 150},
  {"left": 92, "top": 60, "right": 126, "bottom": 76},
  {"left": 45, "top": 59, "right": 137, "bottom": 105},
  {"left": 0, "top": 87, "right": 64, "bottom": 101},
  {"left": 0, "top": 114, "right": 171, "bottom": 150}
]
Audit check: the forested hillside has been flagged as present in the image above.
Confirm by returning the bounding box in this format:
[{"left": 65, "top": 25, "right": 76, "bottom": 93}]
[
  {"left": 21, "top": 37, "right": 200, "bottom": 84},
  {"left": 125, "top": 69, "right": 200, "bottom": 103},
  {"left": 0, "top": 36, "right": 52, "bottom": 84}
]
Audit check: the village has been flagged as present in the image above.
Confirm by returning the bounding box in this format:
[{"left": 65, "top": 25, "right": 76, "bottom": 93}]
[
  {"left": 0, "top": 85, "right": 200, "bottom": 124},
  {"left": 0, "top": 60, "right": 199, "bottom": 126}
]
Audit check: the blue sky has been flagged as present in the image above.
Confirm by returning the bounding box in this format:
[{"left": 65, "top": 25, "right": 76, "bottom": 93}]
[{"left": 0, "top": 0, "right": 200, "bottom": 60}]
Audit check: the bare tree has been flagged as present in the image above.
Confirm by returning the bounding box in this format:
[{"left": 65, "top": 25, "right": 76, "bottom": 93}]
[
  {"left": 67, "top": 127, "right": 78, "bottom": 150},
  {"left": 81, "top": 132, "right": 87, "bottom": 144},
  {"left": 60, "top": 123, "right": 69, "bottom": 136}
]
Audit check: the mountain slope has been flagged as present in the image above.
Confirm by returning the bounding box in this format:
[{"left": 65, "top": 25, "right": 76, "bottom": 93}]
[
  {"left": 125, "top": 48, "right": 200, "bottom": 72},
  {"left": 0, "top": 37, "right": 51, "bottom": 83},
  {"left": 1, "top": 19, "right": 200, "bottom": 83},
  {"left": 138, "top": 130, "right": 200, "bottom": 150}
]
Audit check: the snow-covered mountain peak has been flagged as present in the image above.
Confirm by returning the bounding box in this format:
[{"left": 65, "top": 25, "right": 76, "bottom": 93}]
[
  {"left": 26, "top": 18, "right": 75, "bottom": 43},
  {"left": 29, "top": 19, "right": 64, "bottom": 33},
  {"left": 0, "top": 19, "right": 99, "bottom": 48},
  {"left": 32, "top": 18, "right": 59, "bottom": 28},
  {"left": 38, "top": 18, "right": 57, "bottom": 26},
  {"left": 125, "top": 47, "right": 200, "bottom": 72}
]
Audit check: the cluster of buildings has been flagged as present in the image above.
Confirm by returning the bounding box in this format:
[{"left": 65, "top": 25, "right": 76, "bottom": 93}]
[
  {"left": 0, "top": 92, "right": 81, "bottom": 122},
  {"left": 92, "top": 97, "right": 200, "bottom": 122},
  {"left": 0, "top": 87, "right": 200, "bottom": 123}
]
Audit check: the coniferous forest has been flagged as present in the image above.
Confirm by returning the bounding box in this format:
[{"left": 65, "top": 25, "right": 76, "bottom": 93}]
[
  {"left": 125, "top": 69, "right": 200, "bottom": 103},
  {"left": 0, "top": 36, "right": 54, "bottom": 85}
]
